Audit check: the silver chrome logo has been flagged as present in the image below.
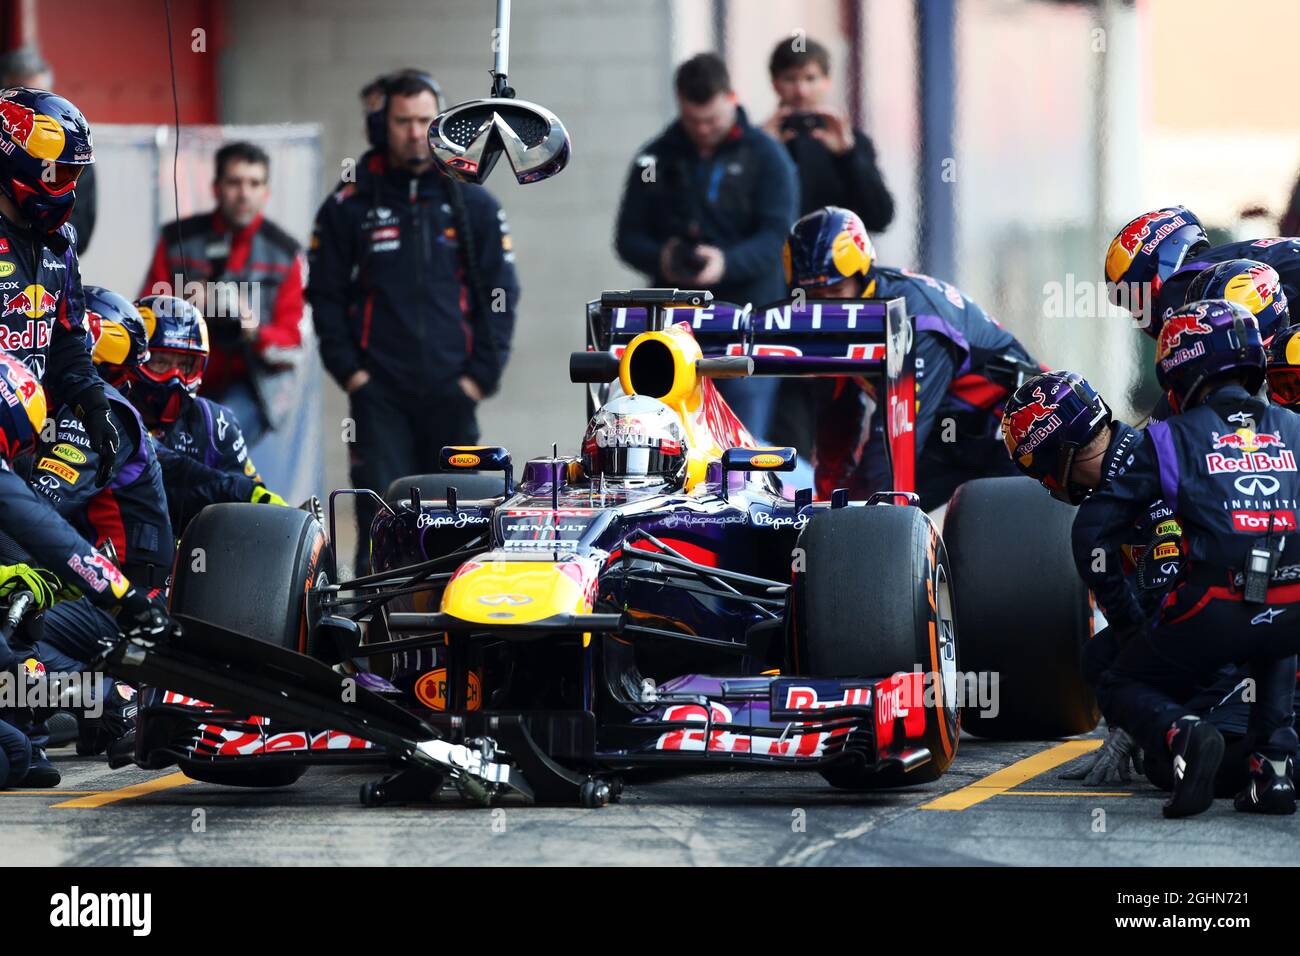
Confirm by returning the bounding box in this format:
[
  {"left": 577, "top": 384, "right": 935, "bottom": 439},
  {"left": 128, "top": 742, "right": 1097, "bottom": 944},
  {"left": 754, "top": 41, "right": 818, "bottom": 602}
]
[{"left": 430, "top": 99, "right": 571, "bottom": 185}]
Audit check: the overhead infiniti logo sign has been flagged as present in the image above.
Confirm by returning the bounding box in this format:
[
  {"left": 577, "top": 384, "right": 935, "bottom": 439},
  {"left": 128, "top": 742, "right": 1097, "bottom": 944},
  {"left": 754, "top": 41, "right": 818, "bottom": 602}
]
[{"left": 430, "top": 99, "right": 571, "bottom": 185}]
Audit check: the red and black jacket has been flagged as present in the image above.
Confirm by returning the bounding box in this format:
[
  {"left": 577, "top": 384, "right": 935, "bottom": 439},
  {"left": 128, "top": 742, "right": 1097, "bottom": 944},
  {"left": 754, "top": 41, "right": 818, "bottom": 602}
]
[{"left": 141, "top": 210, "right": 305, "bottom": 399}]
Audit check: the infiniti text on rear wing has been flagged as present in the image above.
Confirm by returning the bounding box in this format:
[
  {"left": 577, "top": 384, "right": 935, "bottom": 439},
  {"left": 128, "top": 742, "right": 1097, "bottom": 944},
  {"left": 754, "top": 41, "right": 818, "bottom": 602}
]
[{"left": 585, "top": 296, "right": 916, "bottom": 493}]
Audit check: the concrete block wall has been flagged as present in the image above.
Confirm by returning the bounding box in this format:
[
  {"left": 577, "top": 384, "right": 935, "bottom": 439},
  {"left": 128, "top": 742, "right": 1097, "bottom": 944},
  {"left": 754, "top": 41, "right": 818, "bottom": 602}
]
[{"left": 219, "top": 0, "right": 676, "bottom": 503}]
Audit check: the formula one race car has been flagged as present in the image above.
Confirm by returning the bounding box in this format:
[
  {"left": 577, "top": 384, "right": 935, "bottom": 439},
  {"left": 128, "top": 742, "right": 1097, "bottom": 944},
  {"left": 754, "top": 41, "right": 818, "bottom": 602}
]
[{"left": 98, "top": 289, "right": 1097, "bottom": 806}]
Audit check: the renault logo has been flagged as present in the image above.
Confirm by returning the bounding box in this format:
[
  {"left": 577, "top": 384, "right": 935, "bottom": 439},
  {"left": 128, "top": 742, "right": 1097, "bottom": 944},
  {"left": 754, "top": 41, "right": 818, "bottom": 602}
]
[
  {"left": 430, "top": 99, "right": 571, "bottom": 185},
  {"left": 477, "top": 594, "right": 532, "bottom": 606}
]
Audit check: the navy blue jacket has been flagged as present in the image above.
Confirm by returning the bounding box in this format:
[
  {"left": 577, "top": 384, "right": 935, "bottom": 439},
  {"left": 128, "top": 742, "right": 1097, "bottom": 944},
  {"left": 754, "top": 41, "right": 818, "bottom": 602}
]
[
  {"left": 867, "top": 266, "right": 1040, "bottom": 449},
  {"left": 152, "top": 396, "right": 261, "bottom": 533},
  {"left": 0, "top": 214, "right": 103, "bottom": 411},
  {"left": 1075, "top": 385, "right": 1300, "bottom": 629},
  {"left": 308, "top": 151, "right": 520, "bottom": 397},
  {"left": 615, "top": 106, "right": 798, "bottom": 309},
  {"left": 1072, "top": 423, "right": 1181, "bottom": 625},
  {"left": 31, "top": 383, "right": 173, "bottom": 582}
]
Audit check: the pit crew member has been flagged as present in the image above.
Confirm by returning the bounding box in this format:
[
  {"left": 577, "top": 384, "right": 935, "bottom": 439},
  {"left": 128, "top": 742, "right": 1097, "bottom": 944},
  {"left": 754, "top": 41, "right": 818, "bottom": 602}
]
[
  {"left": 0, "top": 87, "right": 117, "bottom": 480},
  {"left": 1079, "top": 300, "right": 1300, "bottom": 817},
  {"left": 786, "top": 206, "right": 1043, "bottom": 509}
]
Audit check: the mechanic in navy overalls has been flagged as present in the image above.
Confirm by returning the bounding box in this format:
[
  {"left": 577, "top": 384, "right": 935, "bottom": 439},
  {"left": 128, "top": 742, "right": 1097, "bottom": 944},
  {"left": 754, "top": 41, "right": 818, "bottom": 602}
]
[
  {"left": 120, "top": 296, "right": 286, "bottom": 536},
  {"left": 1078, "top": 299, "right": 1300, "bottom": 818},
  {"left": 1002, "top": 370, "right": 1180, "bottom": 785},
  {"left": 0, "top": 350, "right": 177, "bottom": 786},
  {"left": 784, "top": 206, "right": 1043, "bottom": 509}
]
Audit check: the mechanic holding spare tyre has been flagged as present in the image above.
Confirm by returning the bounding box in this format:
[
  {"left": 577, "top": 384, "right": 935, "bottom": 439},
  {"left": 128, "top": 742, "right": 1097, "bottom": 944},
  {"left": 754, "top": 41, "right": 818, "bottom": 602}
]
[
  {"left": 1075, "top": 299, "right": 1300, "bottom": 818},
  {"left": 784, "top": 206, "right": 1043, "bottom": 509},
  {"left": 308, "top": 69, "right": 519, "bottom": 574}
]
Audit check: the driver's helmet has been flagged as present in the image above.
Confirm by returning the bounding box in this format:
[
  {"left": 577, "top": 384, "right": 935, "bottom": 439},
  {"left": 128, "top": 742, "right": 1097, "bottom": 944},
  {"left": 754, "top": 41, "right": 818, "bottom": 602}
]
[{"left": 581, "top": 394, "right": 689, "bottom": 488}]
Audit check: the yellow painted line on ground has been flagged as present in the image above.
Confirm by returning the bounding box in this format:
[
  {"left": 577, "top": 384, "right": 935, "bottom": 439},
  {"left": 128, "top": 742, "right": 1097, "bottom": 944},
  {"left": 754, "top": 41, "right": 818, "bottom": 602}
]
[
  {"left": 1003, "top": 790, "right": 1131, "bottom": 798},
  {"left": 920, "top": 739, "right": 1103, "bottom": 811},
  {"left": 52, "top": 772, "right": 194, "bottom": 809}
]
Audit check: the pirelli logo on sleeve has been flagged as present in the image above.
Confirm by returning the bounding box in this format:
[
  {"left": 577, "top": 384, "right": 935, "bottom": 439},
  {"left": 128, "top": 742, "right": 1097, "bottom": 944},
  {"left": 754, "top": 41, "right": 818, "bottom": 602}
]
[{"left": 37, "top": 456, "right": 79, "bottom": 483}]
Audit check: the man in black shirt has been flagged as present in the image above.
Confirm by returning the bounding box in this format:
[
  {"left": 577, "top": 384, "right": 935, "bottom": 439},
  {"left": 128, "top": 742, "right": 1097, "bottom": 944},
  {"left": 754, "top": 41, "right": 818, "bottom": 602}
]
[{"left": 762, "top": 37, "right": 895, "bottom": 456}]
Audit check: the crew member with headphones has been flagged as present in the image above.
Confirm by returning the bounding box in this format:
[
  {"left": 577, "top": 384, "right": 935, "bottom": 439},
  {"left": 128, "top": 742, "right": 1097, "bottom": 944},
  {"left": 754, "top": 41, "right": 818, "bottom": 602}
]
[{"left": 308, "top": 68, "right": 521, "bottom": 573}]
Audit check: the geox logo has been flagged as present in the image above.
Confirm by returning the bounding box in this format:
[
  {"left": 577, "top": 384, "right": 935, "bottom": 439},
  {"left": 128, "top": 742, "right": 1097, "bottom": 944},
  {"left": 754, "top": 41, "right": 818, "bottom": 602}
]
[{"left": 49, "top": 886, "right": 151, "bottom": 936}]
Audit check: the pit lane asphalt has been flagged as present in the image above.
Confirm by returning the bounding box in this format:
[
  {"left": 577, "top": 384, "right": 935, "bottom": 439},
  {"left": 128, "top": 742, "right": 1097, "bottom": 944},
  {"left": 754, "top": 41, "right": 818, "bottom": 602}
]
[{"left": 4, "top": 732, "right": 1296, "bottom": 866}]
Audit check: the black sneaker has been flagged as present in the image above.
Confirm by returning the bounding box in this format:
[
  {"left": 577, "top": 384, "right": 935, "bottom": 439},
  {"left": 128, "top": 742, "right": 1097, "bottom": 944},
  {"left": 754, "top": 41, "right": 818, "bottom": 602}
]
[
  {"left": 1234, "top": 753, "right": 1297, "bottom": 815},
  {"left": 22, "top": 748, "right": 61, "bottom": 788},
  {"left": 1162, "top": 717, "right": 1224, "bottom": 819}
]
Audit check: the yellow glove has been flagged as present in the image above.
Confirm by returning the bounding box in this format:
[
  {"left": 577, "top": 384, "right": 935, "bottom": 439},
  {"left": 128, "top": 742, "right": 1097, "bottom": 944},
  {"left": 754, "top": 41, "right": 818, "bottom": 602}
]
[
  {"left": 251, "top": 486, "right": 288, "bottom": 506},
  {"left": 0, "top": 563, "right": 62, "bottom": 610}
]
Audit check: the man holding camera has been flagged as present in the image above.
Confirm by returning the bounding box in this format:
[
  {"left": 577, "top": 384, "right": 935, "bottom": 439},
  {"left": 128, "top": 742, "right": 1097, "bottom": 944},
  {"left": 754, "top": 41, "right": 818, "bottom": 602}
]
[
  {"left": 615, "top": 53, "right": 797, "bottom": 438},
  {"left": 761, "top": 36, "right": 895, "bottom": 457},
  {"left": 141, "top": 142, "right": 306, "bottom": 449}
]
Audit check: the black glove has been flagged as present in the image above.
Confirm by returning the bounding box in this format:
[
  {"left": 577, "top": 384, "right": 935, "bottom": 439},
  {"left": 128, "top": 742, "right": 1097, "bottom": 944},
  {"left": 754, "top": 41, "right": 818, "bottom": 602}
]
[
  {"left": 115, "top": 586, "right": 180, "bottom": 644},
  {"left": 75, "top": 389, "right": 120, "bottom": 487}
]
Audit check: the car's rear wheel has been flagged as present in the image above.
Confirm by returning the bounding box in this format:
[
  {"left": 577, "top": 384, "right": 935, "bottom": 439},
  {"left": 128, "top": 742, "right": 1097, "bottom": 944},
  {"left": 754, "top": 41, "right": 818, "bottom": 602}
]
[
  {"left": 383, "top": 472, "right": 510, "bottom": 506},
  {"left": 944, "top": 476, "right": 1100, "bottom": 739},
  {"left": 793, "top": 505, "right": 959, "bottom": 789},
  {"left": 166, "top": 503, "right": 332, "bottom": 787}
]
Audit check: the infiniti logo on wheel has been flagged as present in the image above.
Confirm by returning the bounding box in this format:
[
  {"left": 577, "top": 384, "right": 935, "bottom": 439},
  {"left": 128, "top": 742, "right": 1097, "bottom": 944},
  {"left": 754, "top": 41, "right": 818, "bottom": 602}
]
[
  {"left": 1234, "top": 475, "right": 1281, "bottom": 496},
  {"left": 477, "top": 594, "right": 532, "bottom": 606}
]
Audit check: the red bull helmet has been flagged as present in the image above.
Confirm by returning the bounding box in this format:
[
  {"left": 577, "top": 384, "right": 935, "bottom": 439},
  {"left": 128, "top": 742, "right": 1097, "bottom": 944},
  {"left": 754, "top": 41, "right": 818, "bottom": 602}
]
[
  {"left": 1185, "top": 258, "right": 1290, "bottom": 345},
  {"left": 84, "top": 286, "right": 150, "bottom": 388},
  {"left": 784, "top": 206, "right": 875, "bottom": 290},
  {"left": 1001, "top": 371, "right": 1111, "bottom": 504},
  {"left": 0, "top": 88, "right": 93, "bottom": 235},
  {"left": 129, "top": 295, "right": 208, "bottom": 424},
  {"left": 1156, "top": 299, "right": 1265, "bottom": 408},
  {"left": 1104, "top": 206, "right": 1209, "bottom": 334},
  {"left": 581, "top": 394, "right": 689, "bottom": 489},
  {"left": 1266, "top": 325, "right": 1300, "bottom": 408},
  {"left": 0, "top": 350, "right": 47, "bottom": 461}
]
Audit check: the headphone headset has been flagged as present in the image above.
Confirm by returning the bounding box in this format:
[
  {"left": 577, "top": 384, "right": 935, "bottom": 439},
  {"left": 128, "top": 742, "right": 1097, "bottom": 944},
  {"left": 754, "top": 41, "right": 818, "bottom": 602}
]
[{"left": 365, "top": 69, "right": 444, "bottom": 151}]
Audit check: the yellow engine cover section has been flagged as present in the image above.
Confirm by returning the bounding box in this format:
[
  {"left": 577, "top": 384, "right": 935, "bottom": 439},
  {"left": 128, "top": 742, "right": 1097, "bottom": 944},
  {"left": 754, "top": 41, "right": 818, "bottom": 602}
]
[{"left": 441, "top": 559, "right": 597, "bottom": 624}]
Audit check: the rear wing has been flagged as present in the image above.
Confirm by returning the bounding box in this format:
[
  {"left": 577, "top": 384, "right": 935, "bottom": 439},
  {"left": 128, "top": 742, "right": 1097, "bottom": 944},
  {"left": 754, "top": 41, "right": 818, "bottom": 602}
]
[{"left": 582, "top": 290, "right": 916, "bottom": 492}]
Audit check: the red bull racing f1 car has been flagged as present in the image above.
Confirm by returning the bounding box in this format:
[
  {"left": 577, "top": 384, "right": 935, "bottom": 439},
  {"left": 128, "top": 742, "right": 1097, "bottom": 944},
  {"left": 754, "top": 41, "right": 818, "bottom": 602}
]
[{"left": 96, "top": 290, "right": 1098, "bottom": 806}]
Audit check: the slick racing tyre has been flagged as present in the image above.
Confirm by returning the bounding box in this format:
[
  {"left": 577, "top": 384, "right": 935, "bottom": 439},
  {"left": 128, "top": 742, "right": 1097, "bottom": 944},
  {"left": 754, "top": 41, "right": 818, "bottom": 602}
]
[
  {"left": 793, "top": 504, "right": 959, "bottom": 788},
  {"left": 944, "top": 476, "right": 1099, "bottom": 739},
  {"left": 167, "top": 503, "right": 333, "bottom": 787},
  {"left": 384, "top": 472, "right": 510, "bottom": 505}
]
